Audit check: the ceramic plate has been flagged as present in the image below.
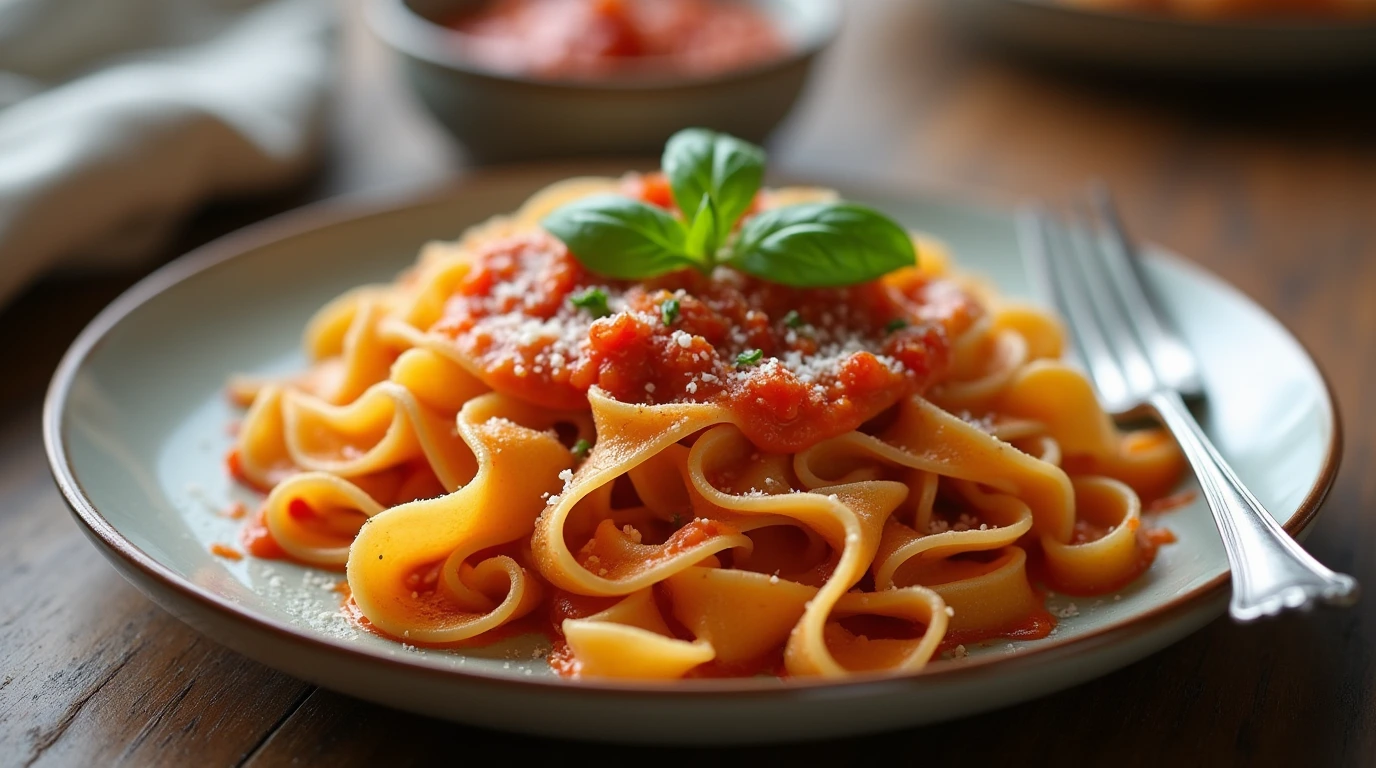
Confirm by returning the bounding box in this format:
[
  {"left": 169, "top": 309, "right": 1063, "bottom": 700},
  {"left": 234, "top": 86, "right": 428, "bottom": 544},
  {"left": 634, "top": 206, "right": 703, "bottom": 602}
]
[
  {"left": 44, "top": 167, "right": 1340, "bottom": 744},
  {"left": 941, "top": 0, "right": 1376, "bottom": 76}
]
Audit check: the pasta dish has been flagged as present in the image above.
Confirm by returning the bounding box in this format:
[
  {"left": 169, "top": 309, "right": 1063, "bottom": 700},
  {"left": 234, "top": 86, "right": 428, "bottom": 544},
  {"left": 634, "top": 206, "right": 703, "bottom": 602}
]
[{"left": 224, "top": 130, "right": 1186, "bottom": 680}]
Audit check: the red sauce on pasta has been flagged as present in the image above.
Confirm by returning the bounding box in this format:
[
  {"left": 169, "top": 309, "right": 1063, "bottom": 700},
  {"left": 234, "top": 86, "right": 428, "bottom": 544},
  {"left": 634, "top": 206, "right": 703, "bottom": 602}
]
[
  {"left": 549, "top": 589, "right": 619, "bottom": 626},
  {"left": 446, "top": 0, "right": 787, "bottom": 79},
  {"left": 433, "top": 180, "right": 975, "bottom": 454}
]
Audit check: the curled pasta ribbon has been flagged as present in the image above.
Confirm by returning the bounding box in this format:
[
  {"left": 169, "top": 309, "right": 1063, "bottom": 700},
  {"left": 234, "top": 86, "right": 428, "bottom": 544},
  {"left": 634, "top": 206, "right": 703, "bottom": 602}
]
[
  {"left": 874, "top": 473, "right": 1147, "bottom": 633},
  {"left": 279, "top": 382, "right": 475, "bottom": 489},
  {"left": 796, "top": 405, "right": 1052, "bottom": 639},
  {"left": 531, "top": 392, "right": 755, "bottom": 597},
  {"left": 662, "top": 567, "right": 948, "bottom": 676},
  {"left": 264, "top": 472, "right": 384, "bottom": 566},
  {"left": 236, "top": 385, "right": 293, "bottom": 489},
  {"left": 236, "top": 347, "right": 488, "bottom": 491},
  {"left": 859, "top": 395, "right": 1076, "bottom": 542},
  {"left": 996, "top": 361, "right": 1185, "bottom": 499},
  {"left": 562, "top": 589, "right": 716, "bottom": 680},
  {"left": 688, "top": 425, "right": 946, "bottom": 678},
  {"left": 1044, "top": 476, "right": 1144, "bottom": 594},
  {"left": 303, "top": 297, "right": 400, "bottom": 406},
  {"left": 932, "top": 316, "right": 1029, "bottom": 411},
  {"left": 346, "top": 394, "right": 586, "bottom": 643}
]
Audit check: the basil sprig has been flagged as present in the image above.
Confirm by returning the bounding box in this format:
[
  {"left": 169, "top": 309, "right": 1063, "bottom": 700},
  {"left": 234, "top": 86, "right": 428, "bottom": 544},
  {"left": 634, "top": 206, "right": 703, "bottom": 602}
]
[
  {"left": 541, "top": 128, "right": 916, "bottom": 288},
  {"left": 663, "top": 128, "right": 764, "bottom": 258}
]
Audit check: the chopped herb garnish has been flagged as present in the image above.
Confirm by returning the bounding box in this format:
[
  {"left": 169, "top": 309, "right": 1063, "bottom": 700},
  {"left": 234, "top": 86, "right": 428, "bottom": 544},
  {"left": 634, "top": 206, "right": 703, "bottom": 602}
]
[
  {"left": 735, "top": 349, "right": 763, "bottom": 367},
  {"left": 782, "top": 310, "right": 803, "bottom": 329},
  {"left": 569, "top": 287, "right": 610, "bottom": 318},
  {"left": 571, "top": 438, "right": 593, "bottom": 459},
  {"left": 885, "top": 318, "right": 908, "bottom": 333},
  {"left": 661, "top": 297, "right": 680, "bottom": 326},
  {"left": 670, "top": 512, "right": 683, "bottom": 528}
]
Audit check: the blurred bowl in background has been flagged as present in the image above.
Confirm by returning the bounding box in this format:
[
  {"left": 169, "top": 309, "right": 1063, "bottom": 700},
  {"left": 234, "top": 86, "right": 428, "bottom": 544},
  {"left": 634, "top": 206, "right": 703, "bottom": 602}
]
[{"left": 367, "top": 0, "right": 841, "bottom": 163}]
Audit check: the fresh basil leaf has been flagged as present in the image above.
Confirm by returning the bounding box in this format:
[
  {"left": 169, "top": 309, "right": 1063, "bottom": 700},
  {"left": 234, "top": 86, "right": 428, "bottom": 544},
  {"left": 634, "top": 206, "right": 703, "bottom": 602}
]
[
  {"left": 662, "top": 128, "right": 764, "bottom": 240},
  {"left": 542, "top": 194, "right": 699, "bottom": 279},
  {"left": 683, "top": 194, "right": 720, "bottom": 261},
  {"left": 728, "top": 203, "right": 917, "bottom": 288}
]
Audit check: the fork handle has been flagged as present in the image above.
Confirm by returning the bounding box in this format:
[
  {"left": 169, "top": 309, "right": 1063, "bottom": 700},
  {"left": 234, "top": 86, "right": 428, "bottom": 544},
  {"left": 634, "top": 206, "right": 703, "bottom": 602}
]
[{"left": 1147, "top": 390, "right": 1358, "bottom": 621}]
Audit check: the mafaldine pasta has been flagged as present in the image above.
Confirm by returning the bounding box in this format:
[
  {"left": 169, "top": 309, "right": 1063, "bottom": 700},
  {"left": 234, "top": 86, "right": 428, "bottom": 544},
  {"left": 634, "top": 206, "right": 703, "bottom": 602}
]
[{"left": 225, "top": 171, "right": 1186, "bottom": 680}]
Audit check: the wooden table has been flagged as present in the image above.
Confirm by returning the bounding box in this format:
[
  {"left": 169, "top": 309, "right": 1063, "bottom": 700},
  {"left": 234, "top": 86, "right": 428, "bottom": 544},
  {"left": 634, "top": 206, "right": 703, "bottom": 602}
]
[{"left": 5, "top": 1, "right": 1375, "bottom": 764}]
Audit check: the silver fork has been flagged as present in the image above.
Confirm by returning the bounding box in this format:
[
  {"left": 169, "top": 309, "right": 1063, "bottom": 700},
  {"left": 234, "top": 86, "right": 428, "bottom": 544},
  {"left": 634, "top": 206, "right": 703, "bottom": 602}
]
[{"left": 1017, "top": 187, "right": 1358, "bottom": 622}]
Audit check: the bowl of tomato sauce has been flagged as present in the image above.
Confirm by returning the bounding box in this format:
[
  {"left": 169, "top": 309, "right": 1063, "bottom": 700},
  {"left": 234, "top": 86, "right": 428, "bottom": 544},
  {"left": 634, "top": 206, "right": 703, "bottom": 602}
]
[{"left": 366, "top": 0, "right": 841, "bottom": 162}]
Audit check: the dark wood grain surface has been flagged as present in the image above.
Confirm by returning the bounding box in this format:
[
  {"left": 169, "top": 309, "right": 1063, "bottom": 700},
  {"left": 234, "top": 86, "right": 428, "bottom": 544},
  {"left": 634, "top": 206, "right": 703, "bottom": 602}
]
[{"left": 4, "top": 1, "right": 1375, "bottom": 765}]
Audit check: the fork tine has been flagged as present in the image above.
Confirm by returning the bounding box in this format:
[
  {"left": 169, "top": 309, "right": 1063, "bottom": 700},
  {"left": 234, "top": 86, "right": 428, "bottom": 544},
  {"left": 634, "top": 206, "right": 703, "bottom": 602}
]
[
  {"left": 1063, "top": 201, "right": 1158, "bottom": 397},
  {"left": 1017, "top": 207, "right": 1090, "bottom": 372},
  {"left": 1087, "top": 185, "right": 1204, "bottom": 397},
  {"left": 1018, "top": 206, "right": 1131, "bottom": 409}
]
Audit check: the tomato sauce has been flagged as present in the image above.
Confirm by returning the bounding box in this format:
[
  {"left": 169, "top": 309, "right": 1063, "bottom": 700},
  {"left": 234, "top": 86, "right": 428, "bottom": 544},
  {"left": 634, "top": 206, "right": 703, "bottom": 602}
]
[
  {"left": 446, "top": 0, "right": 787, "bottom": 80},
  {"left": 939, "top": 608, "right": 1057, "bottom": 654},
  {"left": 225, "top": 448, "right": 272, "bottom": 494},
  {"left": 685, "top": 651, "right": 787, "bottom": 679},
  {"left": 1146, "top": 489, "right": 1198, "bottom": 514},
  {"left": 240, "top": 506, "right": 287, "bottom": 560},
  {"left": 209, "top": 543, "right": 243, "bottom": 561},
  {"left": 432, "top": 184, "right": 974, "bottom": 453}
]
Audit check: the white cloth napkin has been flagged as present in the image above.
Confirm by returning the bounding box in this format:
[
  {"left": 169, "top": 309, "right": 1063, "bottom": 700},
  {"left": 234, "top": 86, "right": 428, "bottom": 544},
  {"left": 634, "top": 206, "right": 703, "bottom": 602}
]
[{"left": 0, "top": 0, "right": 334, "bottom": 307}]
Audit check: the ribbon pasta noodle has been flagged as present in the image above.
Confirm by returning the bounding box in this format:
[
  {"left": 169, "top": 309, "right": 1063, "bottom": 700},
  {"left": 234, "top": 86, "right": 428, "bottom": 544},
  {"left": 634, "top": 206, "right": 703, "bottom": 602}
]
[{"left": 227, "top": 173, "right": 1186, "bottom": 680}]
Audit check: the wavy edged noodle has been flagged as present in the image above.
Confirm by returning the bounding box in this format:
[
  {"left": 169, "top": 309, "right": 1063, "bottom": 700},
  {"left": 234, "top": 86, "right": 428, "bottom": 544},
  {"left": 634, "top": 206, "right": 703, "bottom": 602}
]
[
  {"left": 280, "top": 382, "right": 475, "bottom": 491},
  {"left": 305, "top": 297, "right": 399, "bottom": 406},
  {"left": 875, "top": 395, "right": 1076, "bottom": 542},
  {"left": 665, "top": 567, "right": 816, "bottom": 665},
  {"left": 562, "top": 589, "right": 716, "bottom": 679},
  {"left": 237, "top": 385, "right": 293, "bottom": 489},
  {"left": 932, "top": 316, "right": 1029, "bottom": 410},
  {"left": 871, "top": 478, "right": 1040, "bottom": 636},
  {"left": 996, "top": 360, "right": 1186, "bottom": 499},
  {"left": 347, "top": 393, "right": 589, "bottom": 643},
  {"left": 993, "top": 304, "right": 1064, "bottom": 361},
  {"left": 531, "top": 390, "right": 756, "bottom": 597},
  {"left": 263, "top": 472, "right": 385, "bottom": 566},
  {"left": 1043, "top": 476, "right": 1144, "bottom": 594},
  {"left": 688, "top": 424, "right": 945, "bottom": 677}
]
